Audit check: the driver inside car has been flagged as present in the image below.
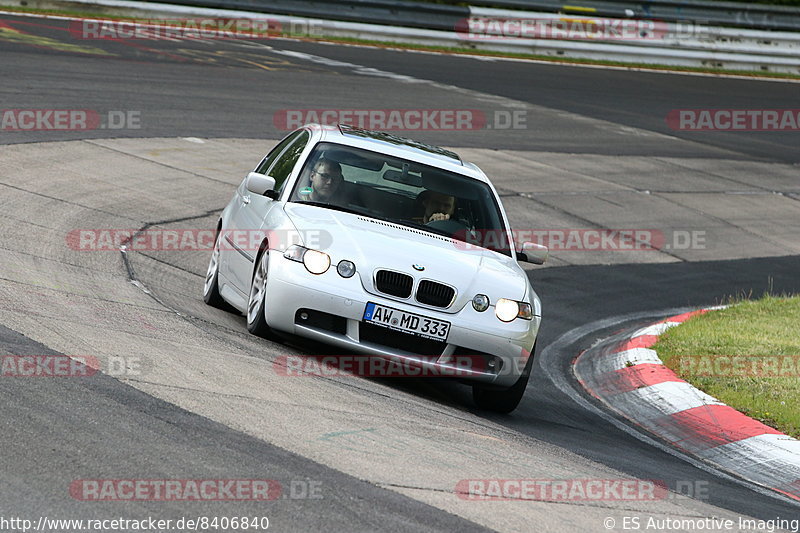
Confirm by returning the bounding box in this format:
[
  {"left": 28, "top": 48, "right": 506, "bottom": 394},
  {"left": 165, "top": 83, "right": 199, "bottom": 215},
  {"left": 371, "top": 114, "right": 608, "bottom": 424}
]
[{"left": 295, "top": 158, "right": 345, "bottom": 204}]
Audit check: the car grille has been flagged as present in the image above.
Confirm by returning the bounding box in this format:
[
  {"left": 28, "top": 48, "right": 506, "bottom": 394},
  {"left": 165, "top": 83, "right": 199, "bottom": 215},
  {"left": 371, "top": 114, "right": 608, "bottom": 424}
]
[
  {"left": 375, "top": 270, "right": 413, "bottom": 298},
  {"left": 359, "top": 322, "right": 445, "bottom": 357},
  {"left": 415, "top": 280, "right": 455, "bottom": 308}
]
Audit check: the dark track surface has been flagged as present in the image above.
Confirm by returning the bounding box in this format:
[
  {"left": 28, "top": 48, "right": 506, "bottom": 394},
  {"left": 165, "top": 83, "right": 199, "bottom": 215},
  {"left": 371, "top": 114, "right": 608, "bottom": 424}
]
[
  {"left": 1, "top": 14, "right": 798, "bottom": 162},
  {"left": 0, "top": 325, "right": 487, "bottom": 532},
  {"left": 2, "top": 11, "right": 799, "bottom": 530},
  {"left": 224, "top": 40, "right": 800, "bottom": 163}
]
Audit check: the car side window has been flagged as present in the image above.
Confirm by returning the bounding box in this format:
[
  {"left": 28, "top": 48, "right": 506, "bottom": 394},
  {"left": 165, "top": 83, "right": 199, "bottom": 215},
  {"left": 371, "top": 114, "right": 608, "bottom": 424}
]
[
  {"left": 259, "top": 130, "right": 311, "bottom": 193},
  {"left": 256, "top": 130, "right": 302, "bottom": 175}
]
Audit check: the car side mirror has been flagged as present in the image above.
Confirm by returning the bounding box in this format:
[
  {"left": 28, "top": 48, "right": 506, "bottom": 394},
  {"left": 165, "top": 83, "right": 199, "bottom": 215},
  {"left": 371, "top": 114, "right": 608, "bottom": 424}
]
[
  {"left": 518, "top": 242, "right": 548, "bottom": 265},
  {"left": 245, "top": 172, "right": 277, "bottom": 197}
]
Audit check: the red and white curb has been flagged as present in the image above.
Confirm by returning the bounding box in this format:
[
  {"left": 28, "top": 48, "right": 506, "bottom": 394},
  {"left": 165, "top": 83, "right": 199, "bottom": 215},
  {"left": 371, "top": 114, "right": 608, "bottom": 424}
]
[{"left": 574, "top": 308, "right": 800, "bottom": 502}]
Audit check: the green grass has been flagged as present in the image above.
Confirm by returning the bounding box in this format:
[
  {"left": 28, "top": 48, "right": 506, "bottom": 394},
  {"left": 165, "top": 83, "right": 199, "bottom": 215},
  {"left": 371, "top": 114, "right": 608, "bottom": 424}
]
[
  {"left": 654, "top": 295, "right": 800, "bottom": 438},
  {"left": 2, "top": 4, "right": 800, "bottom": 80}
]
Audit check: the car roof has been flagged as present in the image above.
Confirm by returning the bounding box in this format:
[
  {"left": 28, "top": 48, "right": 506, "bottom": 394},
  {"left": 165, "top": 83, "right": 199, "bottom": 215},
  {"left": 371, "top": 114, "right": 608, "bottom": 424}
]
[{"left": 309, "top": 123, "right": 489, "bottom": 183}]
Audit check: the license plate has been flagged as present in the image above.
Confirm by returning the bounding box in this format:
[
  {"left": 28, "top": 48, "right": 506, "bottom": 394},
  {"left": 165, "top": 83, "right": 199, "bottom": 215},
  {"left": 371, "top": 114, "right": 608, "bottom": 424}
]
[{"left": 363, "top": 302, "right": 450, "bottom": 341}]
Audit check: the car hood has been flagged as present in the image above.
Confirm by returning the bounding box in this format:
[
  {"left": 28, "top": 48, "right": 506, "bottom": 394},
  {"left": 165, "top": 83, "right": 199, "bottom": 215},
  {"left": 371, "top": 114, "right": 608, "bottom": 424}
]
[{"left": 283, "top": 203, "right": 529, "bottom": 313}]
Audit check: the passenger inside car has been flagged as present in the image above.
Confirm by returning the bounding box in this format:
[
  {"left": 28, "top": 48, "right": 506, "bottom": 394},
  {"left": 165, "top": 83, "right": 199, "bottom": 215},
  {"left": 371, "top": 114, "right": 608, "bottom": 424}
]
[{"left": 414, "top": 190, "right": 456, "bottom": 224}]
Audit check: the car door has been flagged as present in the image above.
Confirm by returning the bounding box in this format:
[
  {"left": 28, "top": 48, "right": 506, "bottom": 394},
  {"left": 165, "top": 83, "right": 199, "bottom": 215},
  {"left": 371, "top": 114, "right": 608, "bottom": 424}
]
[
  {"left": 220, "top": 131, "right": 302, "bottom": 289},
  {"left": 226, "top": 129, "right": 311, "bottom": 292}
]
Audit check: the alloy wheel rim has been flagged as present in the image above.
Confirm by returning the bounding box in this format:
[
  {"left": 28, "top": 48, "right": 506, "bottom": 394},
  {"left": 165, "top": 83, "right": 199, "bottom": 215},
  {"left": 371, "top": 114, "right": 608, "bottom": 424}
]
[
  {"left": 247, "top": 252, "right": 268, "bottom": 325},
  {"left": 203, "top": 237, "right": 220, "bottom": 296}
]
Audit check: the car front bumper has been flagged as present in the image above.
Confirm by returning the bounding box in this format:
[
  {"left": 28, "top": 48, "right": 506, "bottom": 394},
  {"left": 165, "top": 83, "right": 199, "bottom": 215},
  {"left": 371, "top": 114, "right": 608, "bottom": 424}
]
[{"left": 263, "top": 252, "right": 539, "bottom": 387}]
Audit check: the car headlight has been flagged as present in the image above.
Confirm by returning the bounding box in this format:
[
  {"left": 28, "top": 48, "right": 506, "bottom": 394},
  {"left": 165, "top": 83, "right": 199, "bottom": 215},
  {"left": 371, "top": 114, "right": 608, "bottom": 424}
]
[
  {"left": 495, "top": 298, "right": 533, "bottom": 322},
  {"left": 284, "top": 245, "right": 330, "bottom": 275}
]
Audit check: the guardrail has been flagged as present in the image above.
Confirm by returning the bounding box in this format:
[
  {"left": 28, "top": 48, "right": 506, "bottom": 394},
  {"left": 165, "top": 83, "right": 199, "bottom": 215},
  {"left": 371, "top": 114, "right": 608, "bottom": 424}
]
[
  {"left": 139, "top": 0, "right": 800, "bottom": 31},
  {"left": 445, "top": 0, "right": 800, "bottom": 32},
  {"left": 139, "top": 0, "right": 468, "bottom": 31},
  {"left": 26, "top": 0, "right": 800, "bottom": 73},
  {"left": 458, "top": 9, "right": 800, "bottom": 72},
  {"left": 317, "top": 18, "right": 800, "bottom": 73}
]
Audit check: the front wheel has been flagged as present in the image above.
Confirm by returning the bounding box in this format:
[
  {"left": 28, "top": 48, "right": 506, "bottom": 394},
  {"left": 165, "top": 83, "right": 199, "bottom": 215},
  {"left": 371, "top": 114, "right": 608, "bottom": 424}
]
[
  {"left": 472, "top": 344, "right": 535, "bottom": 414},
  {"left": 246, "top": 249, "right": 273, "bottom": 338},
  {"left": 203, "top": 230, "right": 227, "bottom": 308}
]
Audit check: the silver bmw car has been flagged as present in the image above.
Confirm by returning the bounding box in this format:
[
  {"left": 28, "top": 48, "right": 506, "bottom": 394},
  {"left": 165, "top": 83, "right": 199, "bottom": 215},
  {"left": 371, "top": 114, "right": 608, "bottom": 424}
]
[{"left": 203, "top": 124, "right": 548, "bottom": 413}]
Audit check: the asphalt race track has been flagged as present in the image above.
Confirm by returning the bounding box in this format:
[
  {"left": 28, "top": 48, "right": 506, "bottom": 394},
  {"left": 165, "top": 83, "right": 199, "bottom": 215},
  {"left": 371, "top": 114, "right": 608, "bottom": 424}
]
[{"left": 1, "top": 12, "right": 799, "bottom": 532}]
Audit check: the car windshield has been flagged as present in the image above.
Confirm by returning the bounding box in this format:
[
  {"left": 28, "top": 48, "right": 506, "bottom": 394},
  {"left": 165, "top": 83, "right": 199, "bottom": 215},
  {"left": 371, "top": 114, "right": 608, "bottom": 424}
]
[{"left": 288, "top": 142, "right": 512, "bottom": 256}]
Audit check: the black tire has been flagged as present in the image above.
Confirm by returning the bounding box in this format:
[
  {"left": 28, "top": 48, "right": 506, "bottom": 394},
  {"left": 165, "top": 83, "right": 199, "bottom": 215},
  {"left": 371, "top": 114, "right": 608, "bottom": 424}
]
[
  {"left": 246, "top": 248, "right": 273, "bottom": 338},
  {"left": 472, "top": 343, "right": 536, "bottom": 414},
  {"left": 203, "top": 230, "right": 227, "bottom": 308}
]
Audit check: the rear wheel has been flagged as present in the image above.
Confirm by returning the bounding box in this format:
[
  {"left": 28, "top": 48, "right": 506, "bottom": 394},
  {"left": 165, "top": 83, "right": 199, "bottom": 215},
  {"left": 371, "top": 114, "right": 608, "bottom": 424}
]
[
  {"left": 246, "top": 249, "right": 273, "bottom": 338},
  {"left": 472, "top": 343, "right": 535, "bottom": 413},
  {"left": 203, "top": 230, "right": 226, "bottom": 308}
]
